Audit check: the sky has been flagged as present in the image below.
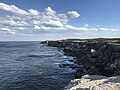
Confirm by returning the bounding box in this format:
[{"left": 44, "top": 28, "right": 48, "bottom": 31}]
[{"left": 0, "top": 0, "right": 120, "bottom": 41}]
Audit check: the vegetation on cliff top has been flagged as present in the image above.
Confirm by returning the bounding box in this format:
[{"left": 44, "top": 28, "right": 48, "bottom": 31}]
[{"left": 41, "top": 38, "right": 120, "bottom": 44}]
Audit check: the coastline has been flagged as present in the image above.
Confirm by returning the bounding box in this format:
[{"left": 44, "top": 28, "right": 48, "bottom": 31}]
[
  {"left": 64, "top": 75, "right": 120, "bottom": 90},
  {"left": 41, "top": 38, "right": 120, "bottom": 90}
]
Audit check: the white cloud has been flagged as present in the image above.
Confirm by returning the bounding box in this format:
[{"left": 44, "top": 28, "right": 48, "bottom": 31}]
[
  {"left": 34, "top": 25, "right": 51, "bottom": 30},
  {"left": 65, "top": 25, "right": 88, "bottom": 30},
  {"left": 40, "top": 26, "right": 51, "bottom": 30},
  {"left": 0, "top": 3, "right": 28, "bottom": 15},
  {"left": 45, "top": 7, "right": 55, "bottom": 15},
  {"left": 0, "top": 3, "right": 82, "bottom": 34},
  {"left": 44, "top": 20, "right": 64, "bottom": 27},
  {"left": 8, "top": 31, "right": 16, "bottom": 34},
  {"left": 98, "top": 28, "right": 119, "bottom": 31},
  {"left": 34, "top": 25, "right": 41, "bottom": 29},
  {"left": 0, "top": 27, "right": 16, "bottom": 34},
  {"left": 66, "top": 11, "right": 80, "bottom": 18},
  {"left": 15, "top": 27, "right": 26, "bottom": 30},
  {"left": 0, "top": 20, "right": 28, "bottom": 26},
  {"left": 65, "top": 25, "right": 79, "bottom": 30},
  {"left": 28, "top": 9, "right": 39, "bottom": 16},
  {"left": 84, "top": 24, "right": 89, "bottom": 28},
  {"left": 33, "top": 20, "right": 41, "bottom": 25},
  {"left": 0, "top": 2, "right": 119, "bottom": 37},
  {"left": 1, "top": 27, "right": 11, "bottom": 31},
  {"left": 99, "top": 28, "right": 109, "bottom": 31}
]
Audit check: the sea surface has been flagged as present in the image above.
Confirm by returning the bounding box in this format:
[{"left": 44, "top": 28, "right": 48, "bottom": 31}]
[{"left": 0, "top": 41, "right": 74, "bottom": 90}]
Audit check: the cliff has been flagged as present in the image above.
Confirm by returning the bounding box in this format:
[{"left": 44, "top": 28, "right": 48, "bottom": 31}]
[
  {"left": 41, "top": 38, "right": 120, "bottom": 77},
  {"left": 41, "top": 38, "right": 120, "bottom": 89}
]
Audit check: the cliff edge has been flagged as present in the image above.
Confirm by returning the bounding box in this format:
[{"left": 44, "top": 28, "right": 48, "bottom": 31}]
[
  {"left": 41, "top": 38, "right": 120, "bottom": 77},
  {"left": 41, "top": 38, "right": 120, "bottom": 90}
]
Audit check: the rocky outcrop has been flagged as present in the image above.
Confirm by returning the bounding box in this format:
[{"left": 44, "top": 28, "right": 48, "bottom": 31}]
[
  {"left": 41, "top": 39, "right": 120, "bottom": 77},
  {"left": 41, "top": 39, "right": 120, "bottom": 90},
  {"left": 64, "top": 75, "right": 120, "bottom": 90}
]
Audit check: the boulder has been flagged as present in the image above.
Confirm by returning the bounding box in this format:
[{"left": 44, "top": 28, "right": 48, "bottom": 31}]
[{"left": 74, "top": 68, "right": 87, "bottom": 78}]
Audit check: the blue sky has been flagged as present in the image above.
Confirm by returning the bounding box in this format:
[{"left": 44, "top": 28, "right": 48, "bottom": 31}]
[{"left": 0, "top": 0, "right": 120, "bottom": 41}]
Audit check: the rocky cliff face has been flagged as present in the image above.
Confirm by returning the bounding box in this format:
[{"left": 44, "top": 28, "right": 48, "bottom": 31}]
[
  {"left": 64, "top": 75, "right": 120, "bottom": 90},
  {"left": 41, "top": 39, "right": 120, "bottom": 90},
  {"left": 41, "top": 39, "right": 120, "bottom": 77},
  {"left": 63, "top": 42, "right": 120, "bottom": 76}
]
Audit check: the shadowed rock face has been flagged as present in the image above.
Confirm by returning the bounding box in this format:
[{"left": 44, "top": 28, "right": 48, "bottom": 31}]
[{"left": 41, "top": 38, "right": 120, "bottom": 77}]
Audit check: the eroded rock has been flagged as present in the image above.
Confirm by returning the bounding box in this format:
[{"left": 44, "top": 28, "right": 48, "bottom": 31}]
[
  {"left": 42, "top": 39, "right": 120, "bottom": 76},
  {"left": 65, "top": 75, "right": 120, "bottom": 90}
]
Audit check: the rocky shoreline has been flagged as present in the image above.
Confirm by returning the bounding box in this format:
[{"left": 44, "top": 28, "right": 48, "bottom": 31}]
[
  {"left": 64, "top": 75, "right": 120, "bottom": 90},
  {"left": 41, "top": 38, "right": 120, "bottom": 77},
  {"left": 41, "top": 38, "right": 120, "bottom": 89}
]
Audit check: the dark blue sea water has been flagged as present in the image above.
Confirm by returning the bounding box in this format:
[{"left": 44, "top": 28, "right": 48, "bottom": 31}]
[{"left": 0, "top": 42, "right": 74, "bottom": 90}]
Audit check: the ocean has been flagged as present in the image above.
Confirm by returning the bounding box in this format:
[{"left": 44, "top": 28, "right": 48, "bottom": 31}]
[{"left": 0, "top": 41, "right": 74, "bottom": 90}]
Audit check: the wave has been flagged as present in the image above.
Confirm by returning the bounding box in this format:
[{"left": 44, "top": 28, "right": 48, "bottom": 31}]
[{"left": 15, "top": 54, "right": 54, "bottom": 61}]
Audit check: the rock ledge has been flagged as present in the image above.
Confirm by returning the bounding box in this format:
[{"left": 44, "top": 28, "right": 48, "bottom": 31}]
[{"left": 65, "top": 75, "right": 120, "bottom": 90}]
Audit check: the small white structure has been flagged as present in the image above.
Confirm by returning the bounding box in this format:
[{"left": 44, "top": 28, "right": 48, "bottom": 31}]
[{"left": 91, "top": 49, "right": 95, "bottom": 53}]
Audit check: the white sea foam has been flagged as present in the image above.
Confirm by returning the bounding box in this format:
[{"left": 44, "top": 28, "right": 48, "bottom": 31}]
[{"left": 61, "top": 56, "right": 76, "bottom": 60}]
